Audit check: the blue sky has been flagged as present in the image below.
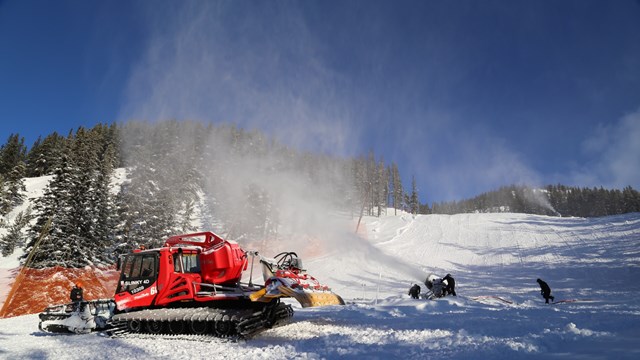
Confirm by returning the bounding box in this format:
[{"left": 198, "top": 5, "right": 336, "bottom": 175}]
[{"left": 1, "top": 0, "right": 639, "bottom": 203}]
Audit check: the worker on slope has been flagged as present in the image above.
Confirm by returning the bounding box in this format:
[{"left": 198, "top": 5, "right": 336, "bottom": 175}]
[
  {"left": 536, "top": 278, "right": 554, "bottom": 304},
  {"left": 442, "top": 274, "right": 457, "bottom": 296},
  {"left": 408, "top": 284, "right": 421, "bottom": 299}
]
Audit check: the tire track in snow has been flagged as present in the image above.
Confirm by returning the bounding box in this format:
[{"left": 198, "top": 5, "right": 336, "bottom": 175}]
[
  {"left": 517, "top": 219, "right": 561, "bottom": 266},
  {"left": 511, "top": 227, "right": 525, "bottom": 269}
]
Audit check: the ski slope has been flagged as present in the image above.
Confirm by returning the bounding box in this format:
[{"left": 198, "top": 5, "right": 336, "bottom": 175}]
[
  {"left": 310, "top": 212, "right": 640, "bottom": 303},
  {"left": 1, "top": 211, "right": 639, "bottom": 359}
]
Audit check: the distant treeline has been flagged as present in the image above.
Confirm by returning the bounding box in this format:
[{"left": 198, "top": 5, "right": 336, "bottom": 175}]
[
  {"left": 431, "top": 184, "right": 640, "bottom": 217},
  {"left": 0, "top": 121, "right": 638, "bottom": 267}
]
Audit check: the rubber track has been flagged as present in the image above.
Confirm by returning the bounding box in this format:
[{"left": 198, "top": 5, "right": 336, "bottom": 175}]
[{"left": 106, "top": 303, "right": 293, "bottom": 339}]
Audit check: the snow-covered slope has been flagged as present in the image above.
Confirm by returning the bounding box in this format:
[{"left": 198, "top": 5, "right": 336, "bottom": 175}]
[
  {"left": 311, "top": 212, "right": 640, "bottom": 303},
  {"left": 1, "top": 211, "right": 639, "bottom": 359}
]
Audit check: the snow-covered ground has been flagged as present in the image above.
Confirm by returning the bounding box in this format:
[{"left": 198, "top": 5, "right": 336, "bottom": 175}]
[{"left": 1, "top": 210, "right": 639, "bottom": 359}]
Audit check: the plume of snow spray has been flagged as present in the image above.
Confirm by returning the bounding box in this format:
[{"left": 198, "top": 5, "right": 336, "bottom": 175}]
[
  {"left": 523, "top": 187, "right": 561, "bottom": 216},
  {"left": 115, "top": 2, "right": 431, "bottom": 286},
  {"left": 341, "top": 232, "right": 428, "bottom": 283}
]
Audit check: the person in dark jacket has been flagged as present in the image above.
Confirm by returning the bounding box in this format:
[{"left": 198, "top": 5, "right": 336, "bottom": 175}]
[
  {"left": 70, "top": 282, "right": 83, "bottom": 302},
  {"left": 537, "top": 278, "right": 554, "bottom": 303},
  {"left": 442, "top": 274, "right": 457, "bottom": 296},
  {"left": 408, "top": 284, "right": 421, "bottom": 299},
  {"left": 70, "top": 282, "right": 84, "bottom": 312},
  {"left": 70, "top": 282, "right": 84, "bottom": 302}
]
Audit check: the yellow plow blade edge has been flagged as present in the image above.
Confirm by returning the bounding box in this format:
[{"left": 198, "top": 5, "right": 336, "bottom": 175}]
[
  {"left": 248, "top": 288, "right": 267, "bottom": 302},
  {"left": 278, "top": 286, "right": 345, "bottom": 308},
  {"left": 249, "top": 286, "right": 345, "bottom": 307},
  {"left": 249, "top": 288, "right": 277, "bottom": 302}
]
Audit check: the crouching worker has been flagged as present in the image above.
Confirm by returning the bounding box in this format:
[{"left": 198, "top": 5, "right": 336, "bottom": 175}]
[
  {"left": 408, "top": 284, "right": 421, "bottom": 299},
  {"left": 536, "top": 278, "right": 554, "bottom": 304},
  {"left": 442, "top": 274, "right": 457, "bottom": 296}
]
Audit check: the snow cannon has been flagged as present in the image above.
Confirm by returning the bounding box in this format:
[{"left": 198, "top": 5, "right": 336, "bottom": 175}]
[
  {"left": 424, "top": 274, "right": 446, "bottom": 299},
  {"left": 250, "top": 252, "right": 345, "bottom": 307}
]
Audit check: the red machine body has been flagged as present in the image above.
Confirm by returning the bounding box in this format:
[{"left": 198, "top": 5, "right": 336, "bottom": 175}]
[{"left": 114, "top": 232, "right": 249, "bottom": 311}]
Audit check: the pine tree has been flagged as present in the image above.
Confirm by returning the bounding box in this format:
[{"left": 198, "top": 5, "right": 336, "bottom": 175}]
[
  {"left": 409, "top": 175, "right": 419, "bottom": 215},
  {"left": 0, "top": 134, "right": 27, "bottom": 215},
  {"left": 390, "top": 163, "right": 403, "bottom": 215},
  {"left": 65, "top": 127, "right": 100, "bottom": 262},
  {"left": 366, "top": 151, "right": 376, "bottom": 216},
  {"left": 80, "top": 125, "right": 118, "bottom": 263},
  {"left": 622, "top": 186, "right": 640, "bottom": 213},
  {"left": 352, "top": 156, "right": 368, "bottom": 217},
  {"left": 0, "top": 175, "right": 7, "bottom": 214},
  {"left": 92, "top": 141, "right": 118, "bottom": 257},
  {"left": 0, "top": 164, "right": 26, "bottom": 215},
  {"left": 6, "top": 162, "right": 26, "bottom": 206},
  {"left": 1, "top": 207, "right": 33, "bottom": 256},
  {"left": 0, "top": 134, "right": 27, "bottom": 177},
  {"left": 24, "top": 153, "right": 77, "bottom": 267},
  {"left": 376, "top": 158, "right": 388, "bottom": 217},
  {"left": 25, "top": 136, "right": 42, "bottom": 177},
  {"left": 116, "top": 134, "right": 179, "bottom": 249},
  {"left": 25, "top": 132, "right": 66, "bottom": 176}
]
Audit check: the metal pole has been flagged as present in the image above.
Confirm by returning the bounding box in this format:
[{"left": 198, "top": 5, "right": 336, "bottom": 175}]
[
  {"left": 247, "top": 251, "right": 258, "bottom": 287},
  {"left": 376, "top": 272, "right": 380, "bottom": 305}
]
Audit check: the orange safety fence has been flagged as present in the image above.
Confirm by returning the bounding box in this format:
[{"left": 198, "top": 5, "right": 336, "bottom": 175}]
[{"left": 0, "top": 266, "right": 119, "bottom": 318}]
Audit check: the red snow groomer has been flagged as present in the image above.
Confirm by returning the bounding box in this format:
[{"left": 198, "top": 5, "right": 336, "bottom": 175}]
[{"left": 38, "top": 231, "right": 343, "bottom": 338}]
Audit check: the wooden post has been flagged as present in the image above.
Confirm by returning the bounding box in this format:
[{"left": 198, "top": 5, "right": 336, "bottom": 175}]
[{"left": 0, "top": 217, "right": 52, "bottom": 318}]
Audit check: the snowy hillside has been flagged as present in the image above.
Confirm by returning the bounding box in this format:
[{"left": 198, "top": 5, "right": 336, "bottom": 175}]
[{"left": 1, "top": 211, "right": 639, "bottom": 359}]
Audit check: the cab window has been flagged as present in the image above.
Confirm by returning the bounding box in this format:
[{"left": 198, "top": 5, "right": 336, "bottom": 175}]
[
  {"left": 183, "top": 253, "right": 200, "bottom": 273},
  {"left": 117, "top": 253, "right": 157, "bottom": 294},
  {"left": 173, "top": 252, "right": 200, "bottom": 273}
]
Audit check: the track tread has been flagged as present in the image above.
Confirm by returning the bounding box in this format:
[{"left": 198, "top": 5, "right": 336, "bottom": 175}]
[{"left": 107, "top": 302, "right": 293, "bottom": 339}]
